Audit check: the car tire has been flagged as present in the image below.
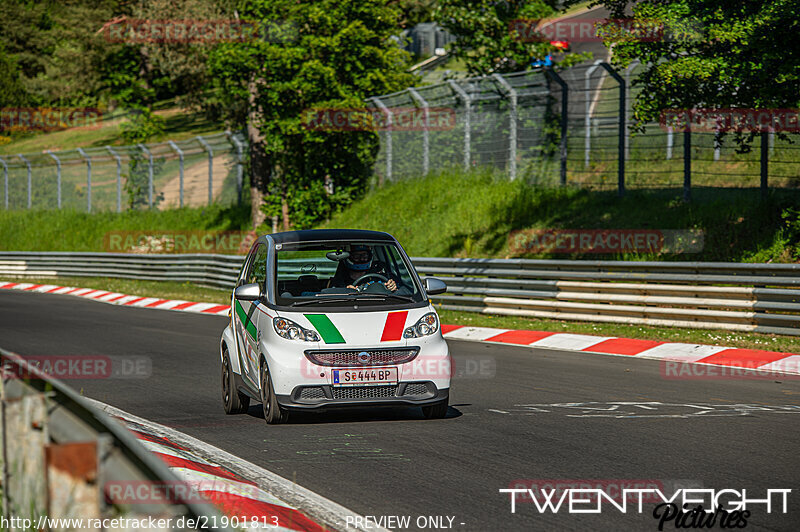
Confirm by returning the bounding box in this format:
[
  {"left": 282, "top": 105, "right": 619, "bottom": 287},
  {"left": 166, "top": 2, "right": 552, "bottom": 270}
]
[
  {"left": 222, "top": 347, "right": 250, "bottom": 415},
  {"left": 422, "top": 398, "right": 448, "bottom": 420},
  {"left": 260, "top": 361, "right": 289, "bottom": 425}
]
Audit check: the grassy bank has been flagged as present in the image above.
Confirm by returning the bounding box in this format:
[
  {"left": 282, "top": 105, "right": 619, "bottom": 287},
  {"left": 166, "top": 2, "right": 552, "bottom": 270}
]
[
  {"left": 323, "top": 168, "right": 800, "bottom": 262},
  {"left": 0, "top": 204, "right": 250, "bottom": 252}
]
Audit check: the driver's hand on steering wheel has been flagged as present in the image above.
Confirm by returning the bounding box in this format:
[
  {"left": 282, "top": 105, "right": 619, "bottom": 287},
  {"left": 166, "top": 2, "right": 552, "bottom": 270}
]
[{"left": 385, "top": 279, "right": 397, "bottom": 292}]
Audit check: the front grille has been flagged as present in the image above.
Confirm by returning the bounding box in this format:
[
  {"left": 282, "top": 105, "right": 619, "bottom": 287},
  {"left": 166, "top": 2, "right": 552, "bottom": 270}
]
[
  {"left": 403, "top": 383, "right": 429, "bottom": 396},
  {"left": 331, "top": 385, "right": 398, "bottom": 400},
  {"left": 305, "top": 348, "right": 419, "bottom": 367},
  {"left": 299, "top": 386, "right": 326, "bottom": 399}
]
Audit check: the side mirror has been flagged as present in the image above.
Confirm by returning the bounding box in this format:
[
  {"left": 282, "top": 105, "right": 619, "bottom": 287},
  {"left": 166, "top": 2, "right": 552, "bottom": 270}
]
[
  {"left": 424, "top": 277, "right": 447, "bottom": 295},
  {"left": 234, "top": 282, "right": 262, "bottom": 301}
]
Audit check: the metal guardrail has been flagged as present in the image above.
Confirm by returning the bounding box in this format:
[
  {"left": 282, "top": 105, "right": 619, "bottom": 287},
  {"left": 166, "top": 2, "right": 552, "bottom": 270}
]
[
  {"left": 0, "top": 252, "right": 798, "bottom": 336},
  {"left": 0, "top": 346, "right": 227, "bottom": 529}
]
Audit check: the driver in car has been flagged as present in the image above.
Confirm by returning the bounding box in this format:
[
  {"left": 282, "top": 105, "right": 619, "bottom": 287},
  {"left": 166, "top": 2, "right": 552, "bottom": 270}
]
[{"left": 328, "top": 245, "right": 398, "bottom": 292}]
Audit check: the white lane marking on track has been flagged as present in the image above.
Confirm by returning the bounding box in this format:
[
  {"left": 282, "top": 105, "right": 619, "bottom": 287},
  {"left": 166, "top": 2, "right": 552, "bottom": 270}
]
[{"left": 487, "top": 409, "right": 509, "bottom": 414}]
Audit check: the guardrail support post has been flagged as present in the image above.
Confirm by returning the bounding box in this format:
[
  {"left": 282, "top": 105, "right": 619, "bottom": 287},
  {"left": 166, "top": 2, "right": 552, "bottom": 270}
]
[
  {"left": 196, "top": 136, "right": 214, "bottom": 204},
  {"left": 137, "top": 144, "right": 154, "bottom": 208},
  {"left": 225, "top": 131, "right": 245, "bottom": 205},
  {"left": 408, "top": 88, "right": 430, "bottom": 175},
  {"left": 0, "top": 157, "right": 8, "bottom": 209},
  {"left": 546, "top": 67, "right": 569, "bottom": 186},
  {"left": 76, "top": 148, "right": 92, "bottom": 213},
  {"left": 370, "top": 97, "right": 393, "bottom": 184},
  {"left": 106, "top": 147, "right": 122, "bottom": 212},
  {"left": 167, "top": 141, "right": 185, "bottom": 208},
  {"left": 45, "top": 151, "right": 62, "bottom": 209},
  {"left": 448, "top": 80, "right": 472, "bottom": 171},
  {"left": 17, "top": 154, "right": 32, "bottom": 209},
  {"left": 492, "top": 73, "right": 517, "bottom": 180},
  {"left": 666, "top": 126, "right": 673, "bottom": 160},
  {"left": 599, "top": 63, "right": 625, "bottom": 196}
]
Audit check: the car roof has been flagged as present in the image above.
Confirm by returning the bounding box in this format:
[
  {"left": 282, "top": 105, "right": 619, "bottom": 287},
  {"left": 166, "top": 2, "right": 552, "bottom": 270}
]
[{"left": 267, "top": 229, "right": 396, "bottom": 245}]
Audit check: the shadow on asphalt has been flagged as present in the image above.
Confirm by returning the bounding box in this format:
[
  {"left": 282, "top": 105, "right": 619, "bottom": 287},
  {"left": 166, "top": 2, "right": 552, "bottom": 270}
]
[{"left": 242, "top": 404, "right": 463, "bottom": 424}]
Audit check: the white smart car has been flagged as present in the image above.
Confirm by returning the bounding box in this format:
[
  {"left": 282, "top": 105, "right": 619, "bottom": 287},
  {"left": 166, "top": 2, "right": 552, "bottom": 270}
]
[{"left": 219, "top": 229, "right": 451, "bottom": 424}]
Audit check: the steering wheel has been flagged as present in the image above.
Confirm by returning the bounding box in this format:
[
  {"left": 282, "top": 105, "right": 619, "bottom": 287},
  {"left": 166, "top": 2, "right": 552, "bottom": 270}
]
[{"left": 352, "top": 273, "right": 389, "bottom": 290}]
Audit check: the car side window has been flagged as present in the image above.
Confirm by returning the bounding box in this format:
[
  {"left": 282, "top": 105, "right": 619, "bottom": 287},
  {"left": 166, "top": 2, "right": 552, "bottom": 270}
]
[{"left": 247, "top": 244, "right": 268, "bottom": 288}]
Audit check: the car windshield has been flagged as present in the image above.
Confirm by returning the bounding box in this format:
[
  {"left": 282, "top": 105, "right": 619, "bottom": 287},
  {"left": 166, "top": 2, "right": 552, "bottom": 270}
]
[{"left": 274, "top": 241, "right": 424, "bottom": 308}]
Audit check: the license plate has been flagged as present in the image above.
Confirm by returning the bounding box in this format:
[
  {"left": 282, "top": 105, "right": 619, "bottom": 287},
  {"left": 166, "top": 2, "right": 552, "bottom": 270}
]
[{"left": 331, "top": 367, "right": 398, "bottom": 387}]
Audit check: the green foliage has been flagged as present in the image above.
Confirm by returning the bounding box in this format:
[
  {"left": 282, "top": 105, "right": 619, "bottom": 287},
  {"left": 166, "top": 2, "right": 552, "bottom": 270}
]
[
  {"left": 208, "top": 0, "right": 415, "bottom": 228},
  {"left": 0, "top": 42, "right": 27, "bottom": 109},
  {"left": 434, "top": 0, "right": 589, "bottom": 74},
  {"left": 568, "top": 0, "right": 800, "bottom": 146}
]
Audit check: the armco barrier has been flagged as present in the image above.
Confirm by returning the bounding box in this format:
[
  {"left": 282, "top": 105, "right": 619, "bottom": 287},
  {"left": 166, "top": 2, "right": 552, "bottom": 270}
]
[
  {"left": 0, "top": 346, "right": 228, "bottom": 529},
  {"left": 0, "top": 252, "right": 798, "bottom": 336}
]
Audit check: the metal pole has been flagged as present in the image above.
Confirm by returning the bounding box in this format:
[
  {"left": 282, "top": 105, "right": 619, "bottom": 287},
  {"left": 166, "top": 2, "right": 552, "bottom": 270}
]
[
  {"left": 408, "top": 88, "right": 430, "bottom": 175},
  {"left": 137, "top": 144, "right": 154, "bottom": 208},
  {"left": 760, "top": 130, "right": 768, "bottom": 200},
  {"left": 599, "top": 63, "right": 625, "bottom": 196},
  {"left": 0, "top": 157, "right": 7, "bottom": 209},
  {"left": 713, "top": 126, "right": 721, "bottom": 161},
  {"left": 683, "top": 126, "right": 691, "bottom": 202},
  {"left": 225, "top": 131, "right": 245, "bottom": 205},
  {"left": 492, "top": 73, "right": 517, "bottom": 180},
  {"left": 666, "top": 126, "right": 673, "bottom": 160},
  {"left": 624, "top": 61, "right": 640, "bottom": 161},
  {"left": 448, "top": 80, "right": 471, "bottom": 171},
  {"left": 45, "top": 151, "right": 62, "bottom": 209},
  {"left": 76, "top": 148, "right": 92, "bottom": 212},
  {"left": 196, "top": 136, "right": 214, "bottom": 204},
  {"left": 584, "top": 60, "right": 603, "bottom": 168},
  {"left": 546, "top": 68, "right": 569, "bottom": 186},
  {"left": 106, "top": 147, "right": 122, "bottom": 212},
  {"left": 167, "top": 141, "right": 185, "bottom": 208},
  {"left": 370, "top": 97, "right": 393, "bottom": 183},
  {"left": 17, "top": 154, "right": 31, "bottom": 208}
]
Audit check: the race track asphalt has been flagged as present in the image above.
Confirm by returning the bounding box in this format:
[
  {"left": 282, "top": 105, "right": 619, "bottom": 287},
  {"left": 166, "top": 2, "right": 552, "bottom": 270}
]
[{"left": 1, "top": 290, "right": 798, "bottom": 531}]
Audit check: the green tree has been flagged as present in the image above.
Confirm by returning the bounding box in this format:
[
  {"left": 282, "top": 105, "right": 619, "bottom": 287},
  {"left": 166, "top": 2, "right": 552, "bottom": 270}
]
[
  {"left": 208, "top": 0, "right": 415, "bottom": 229},
  {"left": 434, "top": 0, "right": 590, "bottom": 75},
  {"left": 567, "top": 0, "right": 800, "bottom": 141}
]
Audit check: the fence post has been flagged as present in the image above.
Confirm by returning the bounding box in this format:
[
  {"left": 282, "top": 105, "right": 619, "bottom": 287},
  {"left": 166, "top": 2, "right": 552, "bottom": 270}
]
[
  {"left": 624, "top": 61, "right": 640, "bottom": 161},
  {"left": 196, "top": 136, "right": 214, "bottom": 205},
  {"left": 683, "top": 126, "right": 692, "bottom": 202},
  {"left": 0, "top": 157, "right": 7, "bottom": 209},
  {"left": 105, "top": 147, "right": 122, "bottom": 212},
  {"left": 167, "top": 141, "right": 185, "bottom": 208},
  {"left": 370, "top": 97, "right": 393, "bottom": 184},
  {"left": 408, "top": 88, "right": 430, "bottom": 175},
  {"left": 17, "top": 154, "right": 31, "bottom": 209},
  {"left": 666, "top": 126, "right": 673, "bottom": 160},
  {"left": 492, "top": 73, "right": 517, "bottom": 180},
  {"left": 225, "top": 131, "right": 245, "bottom": 205},
  {"left": 45, "top": 151, "right": 62, "bottom": 209},
  {"left": 599, "top": 63, "right": 625, "bottom": 196},
  {"left": 137, "top": 144, "right": 154, "bottom": 208},
  {"left": 448, "top": 80, "right": 471, "bottom": 171},
  {"left": 76, "top": 148, "right": 92, "bottom": 213},
  {"left": 546, "top": 67, "right": 569, "bottom": 186},
  {"left": 760, "top": 131, "right": 768, "bottom": 200},
  {"left": 713, "top": 126, "right": 721, "bottom": 161},
  {"left": 584, "top": 60, "right": 603, "bottom": 168}
]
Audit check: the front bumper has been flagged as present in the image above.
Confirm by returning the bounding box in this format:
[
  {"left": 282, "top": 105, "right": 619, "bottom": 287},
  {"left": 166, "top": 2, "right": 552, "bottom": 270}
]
[{"left": 276, "top": 381, "right": 448, "bottom": 410}]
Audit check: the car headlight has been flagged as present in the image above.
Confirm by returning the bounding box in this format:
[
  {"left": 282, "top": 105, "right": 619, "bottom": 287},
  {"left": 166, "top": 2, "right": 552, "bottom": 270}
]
[
  {"left": 403, "top": 312, "right": 439, "bottom": 338},
  {"left": 273, "top": 317, "right": 321, "bottom": 342}
]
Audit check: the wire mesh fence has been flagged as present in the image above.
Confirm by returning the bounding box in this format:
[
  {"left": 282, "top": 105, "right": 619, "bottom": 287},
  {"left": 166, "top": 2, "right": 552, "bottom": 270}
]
[
  {"left": 369, "top": 62, "right": 800, "bottom": 194},
  {"left": 0, "top": 131, "right": 246, "bottom": 211}
]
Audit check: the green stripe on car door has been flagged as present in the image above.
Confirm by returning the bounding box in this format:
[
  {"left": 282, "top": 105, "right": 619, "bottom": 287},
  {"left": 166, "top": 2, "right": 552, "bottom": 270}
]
[
  {"left": 304, "top": 314, "right": 346, "bottom": 344},
  {"left": 234, "top": 300, "right": 257, "bottom": 340}
]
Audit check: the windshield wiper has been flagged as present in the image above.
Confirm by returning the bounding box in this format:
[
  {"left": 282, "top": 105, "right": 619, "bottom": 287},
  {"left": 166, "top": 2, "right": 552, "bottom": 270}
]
[
  {"left": 289, "top": 297, "right": 357, "bottom": 307},
  {"left": 354, "top": 293, "right": 415, "bottom": 303}
]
